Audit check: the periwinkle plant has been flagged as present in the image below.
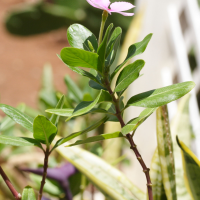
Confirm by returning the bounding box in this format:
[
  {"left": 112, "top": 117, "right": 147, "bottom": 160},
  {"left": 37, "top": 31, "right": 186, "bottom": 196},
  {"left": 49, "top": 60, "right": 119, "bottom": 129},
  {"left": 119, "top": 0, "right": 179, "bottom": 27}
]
[{"left": 0, "top": 0, "right": 195, "bottom": 200}]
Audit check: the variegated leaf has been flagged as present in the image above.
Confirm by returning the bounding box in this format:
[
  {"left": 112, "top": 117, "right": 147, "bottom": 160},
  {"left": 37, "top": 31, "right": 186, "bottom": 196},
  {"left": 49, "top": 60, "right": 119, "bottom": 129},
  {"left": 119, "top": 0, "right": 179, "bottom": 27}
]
[
  {"left": 171, "top": 95, "right": 192, "bottom": 200},
  {"left": 156, "top": 105, "right": 177, "bottom": 200},
  {"left": 149, "top": 148, "right": 167, "bottom": 200}
]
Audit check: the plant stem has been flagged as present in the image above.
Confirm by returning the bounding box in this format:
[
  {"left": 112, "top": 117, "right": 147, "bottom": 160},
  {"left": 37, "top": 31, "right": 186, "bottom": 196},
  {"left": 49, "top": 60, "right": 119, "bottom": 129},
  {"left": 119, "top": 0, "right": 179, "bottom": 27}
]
[
  {"left": 0, "top": 166, "right": 21, "bottom": 200},
  {"left": 98, "top": 10, "right": 108, "bottom": 46},
  {"left": 37, "top": 148, "right": 50, "bottom": 200},
  {"left": 103, "top": 77, "right": 153, "bottom": 200}
]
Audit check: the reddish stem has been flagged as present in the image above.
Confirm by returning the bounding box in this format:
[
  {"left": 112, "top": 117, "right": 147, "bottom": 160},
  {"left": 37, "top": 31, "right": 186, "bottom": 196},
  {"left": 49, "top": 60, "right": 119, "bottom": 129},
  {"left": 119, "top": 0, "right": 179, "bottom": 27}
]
[
  {"left": 37, "top": 148, "right": 50, "bottom": 200},
  {"left": 104, "top": 77, "right": 153, "bottom": 200},
  {"left": 0, "top": 166, "right": 21, "bottom": 200}
]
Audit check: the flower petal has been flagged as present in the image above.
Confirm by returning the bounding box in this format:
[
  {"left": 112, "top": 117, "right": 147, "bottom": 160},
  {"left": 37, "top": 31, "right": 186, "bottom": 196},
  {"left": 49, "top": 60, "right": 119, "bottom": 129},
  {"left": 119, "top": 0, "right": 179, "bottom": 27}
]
[
  {"left": 99, "top": 0, "right": 111, "bottom": 8},
  {"left": 86, "top": 0, "right": 101, "bottom": 9},
  {"left": 110, "top": 2, "right": 135, "bottom": 12},
  {"left": 115, "top": 11, "right": 134, "bottom": 16}
]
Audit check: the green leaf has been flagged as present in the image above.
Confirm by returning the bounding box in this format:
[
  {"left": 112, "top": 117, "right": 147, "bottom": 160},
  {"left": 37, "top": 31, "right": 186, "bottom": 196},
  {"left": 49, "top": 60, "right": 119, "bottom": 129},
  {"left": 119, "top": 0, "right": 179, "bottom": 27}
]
[
  {"left": 121, "top": 108, "right": 157, "bottom": 135},
  {"left": 111, "top": 33, "right": 152, "bottom": 80},
  {"left": 115, "top": 59, "right": 145, "bottom": 92},
  {"left": 126, "top": 81, "right": 195, "bottom": 108},
  {"left": 105, "top": 27, "right": 122, "bottom": 67},
  {"left": 64, "top": 75, "right": 83, "bottom": 102},
  {"left": 46, "top": 108, "right": 110, "bottom": 117},
  {"left": 97, "top": 23, "right": 113, "bottom": 73},
  {"left": 156, "top": 105, "right": 177, "bottom": 200},
  {"left": 150, "top": 149, "right": 167, "bottom": 200},
  {"left": 177, "top": 137, "right": 200, "bottom": 200},
  {"left": 67, "top": 132, "right": 124, "bottom": 147},
  {"left": 33, "top": 115, "right": 57, "bottom": 146},
  {"left": 50, "top": 95, "right": 65, "bottom": 126},
  {"left": 67, "top": 23, "right": 98, "bottom": 52},
  {"left": 66, "top": 90, "right": 112, "bottom": 121},
  {"left": 22, "top": 186, "right": 36, "bottom": 200},
  {"left": 171, "top": 95, "right": 192, "bottom": 200},
  {"left": 46, "top": 108, "right": 74, "bottom": 117},
  {"left": 89, "top": 80, "right": 107, "bottom": 90},
  {"left": 52, "top": 136, "right": 146, "bottom": 200},
  {"left": 0, "top": 103, "right": 26, "bottom": 132},
  {"left": 52, "top": 116, "right": 108, "bottom": 150},
  {"left": 60, "top": 47, "right": 99, "bottom": 71},
  {"left": 0, "top": 104, "right": 34, "bottom": 132},
  {"left": 0, "top": 135, "right": 43, "bottom": 149},
  {"left": 57, "top": 54, "right": 100, "bottom": 83}
]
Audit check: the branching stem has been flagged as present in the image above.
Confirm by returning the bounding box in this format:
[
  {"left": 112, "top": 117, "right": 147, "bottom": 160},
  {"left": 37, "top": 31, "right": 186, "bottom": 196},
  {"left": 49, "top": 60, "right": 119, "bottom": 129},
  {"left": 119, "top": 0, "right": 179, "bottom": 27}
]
[
  {"left": 37, "top": 148, "right": 50, "bottom": 200},
  {"left": 103, "top": 77, "right": 153, "bottom": 200},
  {"left": 0, "top": 166, "right": 21, "bottom": 200}
]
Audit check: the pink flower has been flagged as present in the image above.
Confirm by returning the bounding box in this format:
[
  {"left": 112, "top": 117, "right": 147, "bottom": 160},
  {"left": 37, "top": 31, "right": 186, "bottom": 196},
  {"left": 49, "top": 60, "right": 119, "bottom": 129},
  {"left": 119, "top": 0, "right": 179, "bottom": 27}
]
[{"left": 86, "top": 0, "right": 135, "bottom": 16}]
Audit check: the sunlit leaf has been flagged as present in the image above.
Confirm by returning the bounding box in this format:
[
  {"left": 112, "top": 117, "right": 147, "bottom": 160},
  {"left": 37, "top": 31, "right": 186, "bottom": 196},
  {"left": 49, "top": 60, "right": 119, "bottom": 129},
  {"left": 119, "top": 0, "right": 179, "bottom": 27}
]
[
  {"left": 67, "top": 132, "right": 124, "bottom": 147},
  {"left": 0, "top": 104, "right": 34, "bottom": 132},
  {"left": 22, "top": 186, "right": 36, "bottom": 200},
  {"left": 126, "top": 81, "right": 195, "bottom": 108}
]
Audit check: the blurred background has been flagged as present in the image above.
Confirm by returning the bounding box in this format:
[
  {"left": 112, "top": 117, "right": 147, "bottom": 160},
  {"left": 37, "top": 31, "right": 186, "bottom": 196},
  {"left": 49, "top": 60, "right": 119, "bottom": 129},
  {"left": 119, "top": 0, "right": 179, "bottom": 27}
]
[{"left": 1, "top": 0, "right": 200, "bottom": 199}]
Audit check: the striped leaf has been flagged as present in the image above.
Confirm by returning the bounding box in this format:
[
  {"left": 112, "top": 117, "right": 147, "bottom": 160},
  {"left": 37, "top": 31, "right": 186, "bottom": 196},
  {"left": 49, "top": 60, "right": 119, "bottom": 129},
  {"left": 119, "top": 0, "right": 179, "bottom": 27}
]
[
  {"left": 177, "top": 137, "right": 200, "bottom": 200},
  {"left": 156, "top": 105, "right": 177, "bottom": 200},
  {"left": 171, "top": 95, "right": 192, "bottom": 200},
  {"left": 52, "top": 136, "right": 146, "bottom": 200},
  {"left": 149, "top": 148, "right": 167, "bottom": 200}
]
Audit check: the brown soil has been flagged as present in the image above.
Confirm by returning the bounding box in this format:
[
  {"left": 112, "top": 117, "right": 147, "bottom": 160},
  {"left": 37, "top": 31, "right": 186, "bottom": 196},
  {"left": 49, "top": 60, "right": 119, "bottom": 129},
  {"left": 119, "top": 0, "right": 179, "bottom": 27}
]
[{"left": 0, "top": 0, "right": 75, "bottom": 111}]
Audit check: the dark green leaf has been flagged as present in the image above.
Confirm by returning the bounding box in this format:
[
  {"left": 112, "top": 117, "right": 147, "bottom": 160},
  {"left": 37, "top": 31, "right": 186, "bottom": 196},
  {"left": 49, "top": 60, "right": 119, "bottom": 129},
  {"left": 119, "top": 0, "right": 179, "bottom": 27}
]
[
  {"left": 33, "top": 115, "right": 57, "bottom": 146},
  {"left": 115, "top": 59, "right": 145, "bottom": 92},
  {"left": 67, "top": 132, "right": 124, "bottom": 147},
  {"left": 122, "top": 108, "right": 157, "bottom": 134},
  {"left": 66, "top": 90, "right": 112, "bottom": 121},
  {"left": 0, "top": 104, "right": 34, "bottom": 132},
  {"left": 0, "top": 135, "right": 43, "bottom": 149},
  {"left": 97, "top": 23, "right": 113, "bottom": 73},
  {"left": 60, "top": 47, "right": 99, "bottom": 71},
  {"left": 22, "top": 186, "right": 36, "bottom": 200},
  {"left": 52, "top": 116, "right": 108, "bottom": 150},
  {"left": 89, "top": 80, "right": 107, "bottom": 90},
  {"left": 111, "top": 33, "right": 152, "bottom": 80},
  {"left": 57, "top": 54, "right": 100, "bottom": 83},
  {"left": 64, "top": 75, "right": 83, "bottom": 102},
  {"left": 126, "top": 81, "right": 195, "bottom": 108},
  {"left": 67, "top": 23, "right": 98, "bottom": 51},
  {"left": 50, "top": 95, "right": 65, "bottom": 126},
  {"left": 105, "top": 27, "right": 122, "bottom": 67}
]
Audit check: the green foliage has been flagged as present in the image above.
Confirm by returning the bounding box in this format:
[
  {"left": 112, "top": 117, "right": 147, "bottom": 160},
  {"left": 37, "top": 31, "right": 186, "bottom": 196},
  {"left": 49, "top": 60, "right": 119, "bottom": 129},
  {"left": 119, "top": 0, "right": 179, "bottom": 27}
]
[
  {"left": 126, "top": 81, "right": 195, "bottom": 108},
  {"left": 67, "top": 131, "right": 124, "bottom": 147},
  {"left": 60, "top": 47, "right": 99, "bottom": 70},
  {"left": 33, "top": 115, "right": 57, "bottom": 146},
  {"left": 0, "top": 135, "right": 43, "bottom": 149},
  {"left": 22, "top": 186, "right": 36, "bottom": 200},
  {"left": 53, "top": 136, "right": 146, "bottom": 200},
  {"left": 115, "top": 59, "right": 145, "bottom": 92},
  {"left": 52, "top": 116, "right": 108, "bottom": 150},
  {"left": 122, "top": 108, "right": 157, "bottom": 135},
  {"left": 111, "top": 33, "right": 153, "bottom": 80},
  {"left": 177, "top": 137, "right": 200, "bottom": 200},
  {"left": 0, "top": 104, "right": 34, "bottom": 132},
  {"left": 97, "top": 23, "right": 113, "bottom": 73},
  {"left": 67, "top": 23, "right": 98, "bottom": 51},
  {"left": 156, "top": 105, "right": 177, "bottom": 200}
]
